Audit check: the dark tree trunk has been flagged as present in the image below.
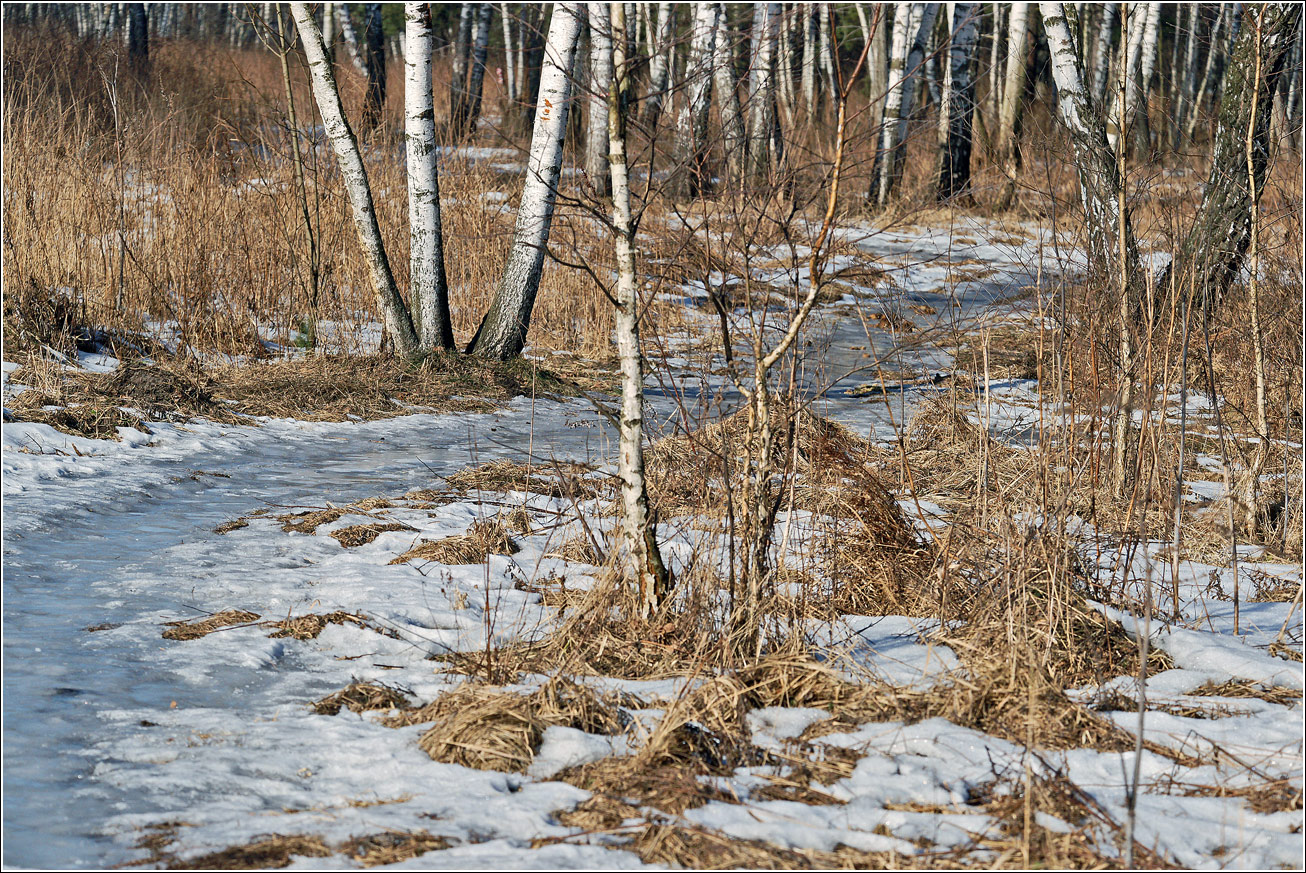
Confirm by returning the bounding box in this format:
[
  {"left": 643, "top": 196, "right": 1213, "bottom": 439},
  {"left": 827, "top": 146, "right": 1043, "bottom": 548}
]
[
  {"left": 1172, "top": 3, "right": 1302, "bottom": 311},
  {"left": 126, "top": 3, "right": 149, "bottom": 73},
  {"left": 361, "top": 2, "right": 386, "bottom": 133}
]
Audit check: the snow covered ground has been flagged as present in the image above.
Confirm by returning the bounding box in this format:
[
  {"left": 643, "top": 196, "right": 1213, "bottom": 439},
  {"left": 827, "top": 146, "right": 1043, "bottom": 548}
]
[{"left": 3, "top": 217, "right": 1301, "bottom": 869}]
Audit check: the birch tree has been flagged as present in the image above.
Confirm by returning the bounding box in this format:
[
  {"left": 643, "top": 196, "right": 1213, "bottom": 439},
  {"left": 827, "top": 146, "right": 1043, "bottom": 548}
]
[
  {"left": 453, "top": 3, "right": 493, "bottom": 138},
  {"left": 500, "top": 2, "right": 517, "bottom": 103},
  {"left": 291, "top": 2, "right": 420, "bottom": 356},
  {"left": 468, "top": 3, "right": 583, "bottom": 361},
  {"left": 406, "top": 2, "right": 455, "bottom": 350},
  {"left": 1040, "top": 2, "right": 1137, "bottom": 274},
  {"left": 360, "top": 3, "right": 386, "bottom": 133},
  {"left": 713, "top": 1, "right": 747, "bottom": 187},
  {"left": 672, "top": 2, "right": 718, "bottom": 198},
  {"left": 1089, "top": 0, "right": 1115, "bottom": 110},
  {"left": 450, "top": 3, "right": 474, "bottom": 124},
  {"left": 937, "top": 3, "right": 979, "bottom": 201},
  {"left": 872, "top": 3, "right": 939, "bottom": 207},
  {"left": 641, "top": 2, "right": 674, "bottom": 127},
  {"left": 746, "top": 2, "right": 781, "bottom": 180},
  {"left": 996, "top": 3, "right": 1030, "bottom": 210},
  {"left": 585, "top": 4, "right": 613, "bottom": 197},
  {"left": 1172, "top": 3, "right": 1300, "bottom": 313},
  {"left": 607, "top": 1, "right": 671, "bottom": 618}
]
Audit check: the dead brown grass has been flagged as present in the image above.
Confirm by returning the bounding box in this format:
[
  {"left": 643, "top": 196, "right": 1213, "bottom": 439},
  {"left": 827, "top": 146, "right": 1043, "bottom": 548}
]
[
  {"left": 388, "top": 518, "right": 519, "bottom": 566},
  {"left": 393, "top": 679, "right": 629, "bottom": 774},
  {"left": 161, "top": 609, "right": 261, "bottom": 641},
  {"left": 338, "top": 831, "right": 451, "bottom": 867},
  {"left": 330, "top": 523, "right": 414, "bottom": 548},
  {"left": 268, "top": 611, "right": 368, "bottom": 641},
  {"left": 313, "top": 681, "right": 411, "bottom": 717},
  {"left": 167, "top": 834, "right": 333, "bottom": 870}
]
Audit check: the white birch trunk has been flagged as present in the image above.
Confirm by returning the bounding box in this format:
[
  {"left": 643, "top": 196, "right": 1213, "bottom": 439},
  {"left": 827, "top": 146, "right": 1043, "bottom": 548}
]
[
  {"left": 1089, "top": 1, "right": 1115, "bottom": 110},
  {"left": 996, "top": 2, "right": 1029, "bottom": 207},
  {"left": 937, "top": 2, "right": 978, "bottom": 200},
  {"left": 818, "top": 1, "right": 836, "bottom": 97},
  {"left": 802, "top": 1, "right": 818, "bottom": 105},
  {"left": 458, "top": 2, "right": 493, "bottom": 137},
  {"left": 501, "top": 2, "right": 516, "bottom": 103},
  {"left": 608, "top": 1, "right": 669, "bottom": 618},
  {"left": 642, "top": 1, "right": 673, "bottom": 126},
  {"left": 873, "top": 4, "right": 914, "bottom": 206},
  {"left": 1040, "top": 1, "right": 1135, "bottom": 273},
  {"left": 713, "top": 1, "right": 747, "bottom": 186},
  {"left": 1171, "top": 4, "right": 1201, "bottom": 149},
  {"left": 291, "top": 2, "right": 419, "bottom": 356},
  {"left": 1131, "top": 1, "right": 1161, "bottom": 152},
  {"left": 405, "top": 3, "right": 454, "bottom": 350},
  {"left": 336, "top": 3, "right": 368, "bottom": 77},
  {"left": 746, "top": 2, "right": 780, "bottom": 179},
  {"left": 321, "top": 1, "right": 336, "bottom": 66},
  {"left": 586, "top": 3, "right": 612, "bottom": 195},
  {"left": 673, "top": 1, "right": 718, "bottom": 196},
  {"left": 468, "top": 3, "right": 583, "bottom": 360}
]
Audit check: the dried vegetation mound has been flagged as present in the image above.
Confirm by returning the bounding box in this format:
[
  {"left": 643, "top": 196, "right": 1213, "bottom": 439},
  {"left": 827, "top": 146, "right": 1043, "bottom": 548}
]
[
  {"left": 442, "top": 457, "right": 605, "bottom": 501},
  {"left": 161, "top": 609, "right": 260, "bottom": 641},
  {"left": 339, "top": 831, "right": 451, "bottom": 868},
  {"left": 268, "top": 611, "right": 368, "bottom": 640},
  {"left": 330, "top": 522, "right": 414, "bottom": 548},
  {"left": 397, "top": 679, "right": 629, "bottom": 774},
  {"left": 213, "top": 353, "right": 580, "bottom": 421},
  {"left": 168, "top": 833, "right": 333, "bottom": 869},
  {"left": 313, "top": 681, "right": 412, "bottom": 716},
  {"left": 389, "top": 518, "right": 519, "bottom": 566}
]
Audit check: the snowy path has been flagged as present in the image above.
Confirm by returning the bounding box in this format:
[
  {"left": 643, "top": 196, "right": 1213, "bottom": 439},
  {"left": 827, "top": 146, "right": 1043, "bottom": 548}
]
[{"left": 10, "top": 219, "right": 1296, "bottom": 869}]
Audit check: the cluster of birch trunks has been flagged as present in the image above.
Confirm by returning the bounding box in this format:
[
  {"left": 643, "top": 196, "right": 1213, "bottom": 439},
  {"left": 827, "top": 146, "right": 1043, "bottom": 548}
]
[{"left": 7, "top": 1, "right": 1300, "bottom": 618}]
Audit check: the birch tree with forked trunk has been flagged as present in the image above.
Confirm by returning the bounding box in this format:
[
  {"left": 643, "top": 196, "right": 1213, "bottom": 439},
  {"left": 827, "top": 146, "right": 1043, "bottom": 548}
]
[
  {"left": 641, "top": 2, "right": 674, "bottom": 128},
  {"left": 468, "top": 3, "right": 584, "bottom": 361},
  {"left": 607, "top": 1, "right": 671, "bottom": 619},
  {"left": 405, "top": 2, "right": 455, "bottom": 350},
  {"left": 585, "top": 4, "right": 613, "bottom": 198},
  {"left": 996, "top": 3, "right": 1030, "bottom": 210},
  {"left": 713, "top": 2, "right": 747, "bottom": 188},
  {"left": 1040, "top": 2, "right": 1137, "bottom": 275},
  {"left": 291, "top": 2, "right": 420, "bottom": 356},
  {"left": 936, "top": 2, "right": 979, "bottom": 202},
  {"left": 872, "top": 3, "right": 940, "bottom": 207},
  {"left": 672, "top": 2, "right": 719, "bottom": 199},
  {"left": 360, "top": 2, "right": 386, "bottom": 134}
]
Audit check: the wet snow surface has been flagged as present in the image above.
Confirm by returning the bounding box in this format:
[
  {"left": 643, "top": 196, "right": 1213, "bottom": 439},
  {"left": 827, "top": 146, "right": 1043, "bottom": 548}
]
[{"left": 4, "top": 218, "right": 1302, "bottom": 868}]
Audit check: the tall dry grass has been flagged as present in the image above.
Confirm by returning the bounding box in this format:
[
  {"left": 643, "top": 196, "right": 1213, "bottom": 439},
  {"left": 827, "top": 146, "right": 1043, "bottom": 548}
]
[{"left": 2, "top": 27, "right": 614, "bottom": 360}]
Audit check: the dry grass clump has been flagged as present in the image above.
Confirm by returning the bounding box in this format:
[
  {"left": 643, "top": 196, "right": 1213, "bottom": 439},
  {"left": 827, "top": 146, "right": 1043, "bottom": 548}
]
[
  {"left": 389, "top": 518, "right": 519, "bottom": 566},
  {"left": 313, "top": 681, "right": 411, "bottom": 717},
  {"left": 974, "top": 758, "right": 1178, "bottom": 869},
  {"left": 276, "top": 508, "right": 346, "bottom": 534},
  {"left": 213, "top": 353, "right": 579, "bottom": 421},
  {"left": 614, "top": 823, "right": 914, "bottom": 870},
  {"left": 330, "top": 523, "right": 414, "bottom": 548},
  {"left": 647, "top": 401, "right": 892, "bottom": 518},
  {"left": 398, "top": 679, "right": 629, "bottom": 774},
  {"left": 161, "top": 609, "right": 261, "bottom": 641},
  {"left": 443, "top": 458, "right": 605, "bottom": 501},
  {"left": 1187, "top": 679, "right": 1302, "bottom": 704},
  {"left": 268, "top": 611, "right": 368, "bottom": 641},
  {"left": 167, "top": 834, "right": 333, "bottom": 870},
  {"left": 339, "top": 831, "right": 450, "bottom": 868},
  {"left": 544, "top": 534, "right": 606, "bottom": 565}
]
